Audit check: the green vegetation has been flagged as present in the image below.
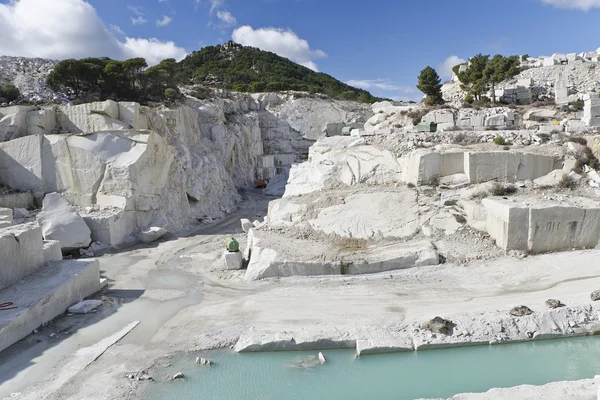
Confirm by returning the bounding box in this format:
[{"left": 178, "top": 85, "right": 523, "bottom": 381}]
[
  {"left": 416, "top": 66, "right": 443, "bottom": 106},
  {"left": 45, "top": 42, "right": 385, "bottom": 104},
  {"left": 176, "top": 42, "right": 382, "bottom": 103},
  {"left": 455, "top": 54, "right": 520, "bottom": 102},
  {"left": 0, "top": 84, "right": 20, "bottom": 102},
  {"left": 47, "top": 57, "right": 180, "bottom": 103},
  {"left": 493, "top": 136, "right": 506, "bottom": 145}
]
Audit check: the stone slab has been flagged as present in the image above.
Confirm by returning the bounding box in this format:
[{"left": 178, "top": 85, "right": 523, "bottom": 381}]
[
  {"left": 0, "top": 259, "right": 101, "bottom": 353},
  {"left": 0, "top": 192, "right": 34, "bottom": 209},
  {"left": 68, "top": 299, "right": 103, "bottom": 314},
  {"left": 0, "top": 223, "right": 45, "bottom": 291}
]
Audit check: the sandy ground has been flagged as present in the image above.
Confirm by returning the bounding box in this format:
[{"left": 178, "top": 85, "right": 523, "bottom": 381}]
[{"left": 2, "top": 189, "right": 600, "bottom": 400}]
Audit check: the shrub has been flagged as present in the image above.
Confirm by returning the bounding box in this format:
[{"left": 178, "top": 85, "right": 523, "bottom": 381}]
[
  {"left": 190, "top": 86, "right": 212, "bottom": 99},
  {"left": 493, "top": 136, "right": 506, "bottom": 145},
  {"left": 1, "top": 84, "right": 20, "bottom": 101},
  {"left": 570, "top": 99, "right": 585, "bottom": 111},
  {"left": 490, "top": 182, "right": 517, "bottom": 196},
  {"left": 407, "top": 108, "right": 428, "bottom": 126},
  {"left": 464, "top": 94, "right": 474, "bottom": 104},
  {"left": 164, "top": 88, "right": 179, "bottom": 100},
  {"left": 557, "top": 174, "right": 577, "bottom": 190},
  {"left": 567, "top": 137, "right": 588, "bottom": 146}
]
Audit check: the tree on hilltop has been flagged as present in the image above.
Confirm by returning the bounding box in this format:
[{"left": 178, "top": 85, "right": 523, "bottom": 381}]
[{"left": 417, "top": 66, "right": 443, "bottom": 106}]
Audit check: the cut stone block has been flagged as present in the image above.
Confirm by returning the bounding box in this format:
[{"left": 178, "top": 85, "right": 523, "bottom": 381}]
[
  {"left": 0, "top": 223, "right": 45, "bottom": 291},
  {"left": 0, "top": 192, "right": 34, "bottom": 210},
  {"left": 0, "top": 259, "right": 101, "bottom": 353},
  {"left": 82, "top": 210, "right": 136, "bottom": 246},
  {"left": 223, "top": 251, "right": 243, "bottom": 270},
  {"left": 43, "top": 240, "right": 62, "bottom": 263},
  {"left": 0, "top": 134, "right": 44, "bottom": 194},
  {"left": 37, "top": 193, "right": 92, "bottom": 252},
  {"left": 241, "top": 218, "right": 253, "bottom": 233},
  {"left": 345, "top": 241, "right": 439, "bottom": 275},
  {"left": 68, "top": 299, "right": 103, "bottom": 314}
]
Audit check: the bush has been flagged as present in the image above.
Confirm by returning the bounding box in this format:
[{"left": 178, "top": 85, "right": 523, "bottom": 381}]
[
  {"left": 464, "top": 94, "right": 474, "bottom": 104},
  {"left": 557, "top": 174, "right": 577, "bottom": 190},
  {"left": 490, "top": 182, "right": 517, "bottom": 196},
  {"left": 567, "top": 137, "right": 588, "bottom": 146},
  {"left": 493, "top": 136, "right": 506, "bottom": 145},
  {"left": 570, "top": 99, "right": 585, "bottom": 111},
  {"left": 407, "top": 108, "right": 429, "bottom": 126},
  {"left": 190, "top": 86, "right": 212, "bottom": 99},
  {"left": 1, "top": 84, "right": 20, "bottom": 101},
  {"left": 164, "top": 88, "right": 179, "bottom": 100}
]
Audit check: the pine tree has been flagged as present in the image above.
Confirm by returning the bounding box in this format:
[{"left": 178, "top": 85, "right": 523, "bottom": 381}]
[{"left": 417, "top": 66, "right": 443, "bottom": 106}]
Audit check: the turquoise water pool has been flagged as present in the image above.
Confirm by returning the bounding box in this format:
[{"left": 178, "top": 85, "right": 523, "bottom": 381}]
[{"left": 147, "top": 336, "right": 600, "bottom": 400}]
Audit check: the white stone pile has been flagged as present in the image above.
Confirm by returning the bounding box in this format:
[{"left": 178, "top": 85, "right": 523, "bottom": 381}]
[{"left": 0, "top": 56, "right": 66, "bottom": 105}]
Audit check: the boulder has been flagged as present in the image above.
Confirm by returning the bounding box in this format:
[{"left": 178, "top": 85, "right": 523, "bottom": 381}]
[
  {"left": 533, "top": 169, "right": 566, "bottom": 187},
  {"left": 13, "top": 208, "right": 30, "bottom": 219},
  {"left": 223, "top": 250, "right": 243, "bottom": 270},
  {"left": 36, "top": 193, "right": 92, "bottom": 252},
  {"left": 196, "top": 357, "right": 213, "bottom": 366},
  {"left": 318, "top": 352, "right": 326, "bottom": 364},
  {"left": 139, "top": 227, "right": 167, "bottom": 243},
  {"left": 43, "top": 240, "right": 62, "bottom": 263},
  {"left": 545, "top": 299, "right": 564, "bottom": 309},
  {"left": 421, "top": 317, "right": 454, "bottom": 335},
  {"left": 240, "top": 219, "right": 254, "bottom": 233},
  {"left": 510, "top": 305, "right": 533, "bottom": 317},
  {"left": 591, "top": 290, "right": 600, "bottom": 301}
]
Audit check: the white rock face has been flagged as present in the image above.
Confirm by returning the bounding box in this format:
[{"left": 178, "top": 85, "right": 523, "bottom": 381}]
[
  {"left": 309, "top": 191, "right": 419, "bottom": 240},
  {"left": 37, "top": 193, "right": 92, "bottom": 252},
  {"left": 284, "top": 137, "right": 402, "bottom": 197}
]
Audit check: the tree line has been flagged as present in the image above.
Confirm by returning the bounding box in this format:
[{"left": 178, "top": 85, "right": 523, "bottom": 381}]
[
  {"left": 46, "top": 57, "right": 181, "bottom": 103},
  {"left": 417, "top": 54, "right": 521, "bottom": 106},
  {"left": 44, "top": 43, "right": 387, "bottom": 104}
]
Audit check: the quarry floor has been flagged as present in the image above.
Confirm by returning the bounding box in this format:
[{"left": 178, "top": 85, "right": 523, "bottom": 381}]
[{"left": 1, "top": 191, "right": 600, "bottom": 399}]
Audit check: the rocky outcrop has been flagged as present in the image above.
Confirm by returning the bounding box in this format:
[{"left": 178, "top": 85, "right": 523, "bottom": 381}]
[
  {"left": 0, "top": 93, "right": 369, "bottom": 246},
  {"left": 283, "top": 136, "right": 402, "bottom": 197}
]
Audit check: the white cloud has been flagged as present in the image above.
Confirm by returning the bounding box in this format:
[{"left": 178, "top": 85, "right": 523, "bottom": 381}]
[
  {"left": 131, "top": 15, "right": 147, "bottom": 25},
  {"left": 0, "top": 0, "right": 187, "bottom": 66},
  {"left": 195, "top": 0, "right": 223, "bottom": 13},
  {"left": 438, "top": 55, "right": 466, "bottom": 81},
  {"left": 216, "top": 11, "right": 236, "bottom": 26},
  {"left": 122, "top": 38, "right": 187, "bottom": 65},
  {"left": 110, "top": 24, "right": 126, "bottom": 36},
  {"left": 346, "top": 79, "right": 412, "bottom": 93},
  {"left": 156, "top": 15, "right": 173, "bottom": 27},
  {"left": 232, "top": 25, "right": 326, "bottom": 72},
  {"left": 540, "top": 0, "right": 600, "bottom": 10}
]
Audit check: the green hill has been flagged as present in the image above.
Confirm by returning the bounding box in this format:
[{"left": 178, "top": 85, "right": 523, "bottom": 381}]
[
  {"left": 45, "top": 42, "right": 385, "bottom": 104},
  {"left": 175, "top": 41, "right": 383, "bottom": 103}
]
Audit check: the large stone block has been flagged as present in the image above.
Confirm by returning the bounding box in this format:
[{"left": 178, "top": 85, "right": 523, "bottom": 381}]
[
  {"left": 400, "top": 150, "right": 464, "bottom": 185},
  {"left": 482, "top": 199, "right": 529, "bottom": 251},
  {"left": 37, "top": 193, "right": 92, "bottom": 252},
  {"left": 0, "top": 259, "right": 101, "bottom": 353},
  {"left": 118, "top": 102, "right": 149, "bottom": 130},
  {"left": 0, "top": 109, "right": 29, "bottom": 142},
  {"left": 0, "top": 135, "right": 44, "bottom": 194},
  {"left": 58, "top": 101, "right": 121, "bottom": 133},
  {"left": 26, "top": 109, "right": 56, "bottom": 135},
  {"left": 346, "top": 242, "right": 438, "bottom": 275},
  {"left": 0, "top": 192, "right": 34, "bottom": 209},
  {"left": 465, "top": 152, "right": 520, "bottom": 183},
  {"left": 82, "top": 210, "right": 136, "bottom": 246},
  {"left": 528, "top": 207, "right": 600, "bottom": 254},
  {"left": 43, "top": 240, "right": 63, "bottom": 263},
  {"left": 0, "top": 223, "right": 45, "bottom": 290}
]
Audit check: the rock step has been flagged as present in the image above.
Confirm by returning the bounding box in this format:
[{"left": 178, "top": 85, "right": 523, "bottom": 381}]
[{"left": 0, "top": 259, "right": 101, "bottom": 353}]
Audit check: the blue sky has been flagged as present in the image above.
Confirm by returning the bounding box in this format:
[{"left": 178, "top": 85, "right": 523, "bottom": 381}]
[{"left": 1, "top": 0, "right": 600, "bottom": 100}]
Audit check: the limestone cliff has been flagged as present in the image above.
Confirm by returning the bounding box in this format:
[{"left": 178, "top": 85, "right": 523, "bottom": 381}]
[{"left": 0, "top": 92, "right": 371, "bottom": 246}]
